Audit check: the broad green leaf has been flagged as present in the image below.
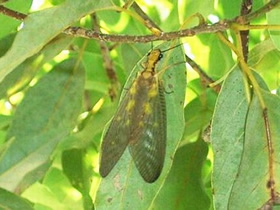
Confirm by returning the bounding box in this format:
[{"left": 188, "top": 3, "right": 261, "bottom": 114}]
[
  {"left": 153, "top": 139, "right": 210, "bottom": 209},
  {"left": 267, "top": 7, "right": 280, "bottom": 51},
  {"left": 212, "top": 67, "right": 274, "bottom": 209},
  {"left": 62, "top": 148, "right": 94, "bottom": 210},
  {"left": 183, "top": 89, "right": 217, "bottom": 139},
  {"left": 95, "top": 42, "right": 186, "bottom": 209},
  {"left": 211, "top": 67, "right": 249, "bottom": 210},
  {"left": 0, "top": 188, "right": 33, "bottom": 210},
  {"left": 0, "top": 0, "right": 112, "bottom": 84},
  {"left": 248, "top": 39, "right": 276, "bottom": 67},
  {"left": 22, "top": 168, "right": 83, "bottom": 210},
  {"left": 0, "top": 59, "right": 85, "bottom": 192},
  {"left": 58, "top": 103, "right": 116, "bottom": 151},
  {"left": 0, "top": 33, "right": 15, "bottom": 57},
  {"left": 178, "top": 0, "right": 215, "bottom": 27},
  {"left": 207, "top": 35, "right": 235, "bottom": 77},
  {"left": 15, "top": 161, "right": 51, "bottom": 194},
  {"left": 0, "top": 115, "right": 11, "bottom": 130},
  {"left": 228, "top": 90, "right": 280, "bottom": 209},
  {"left": 0, "top": 35, "right": 73, "bottom": 99}
]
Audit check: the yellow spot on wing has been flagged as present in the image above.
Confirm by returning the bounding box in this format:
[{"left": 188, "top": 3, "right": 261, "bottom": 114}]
[
  {"left": 144, "top": 103, "right": 152, "bottom": 114},
  {"left": 148, "top": 83, "right": 158, "bottom": 98},
  {"left": 130, "top": 82, "right": 137, "bottom": 95},
  {"left": 126, "top": 100, "right": 135, "bottom": 111},
  {"left": 139, "top": 121, "right": 144, "bottom": 127}
]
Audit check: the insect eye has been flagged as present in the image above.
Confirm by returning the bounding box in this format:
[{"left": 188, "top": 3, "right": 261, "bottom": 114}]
[{"left": 159, "top": 54, "right": 163, "bottom": 59}]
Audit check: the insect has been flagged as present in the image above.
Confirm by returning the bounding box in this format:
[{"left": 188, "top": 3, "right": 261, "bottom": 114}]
[{"left": 100, "top": 47, "right": 175, "bottom": 183}]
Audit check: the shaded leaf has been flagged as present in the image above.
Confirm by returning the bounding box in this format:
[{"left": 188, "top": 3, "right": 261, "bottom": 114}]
[
  {"left": 0, "top": 59, "right": 85, "bottom": 192},
  {"left": 267, "top": 7, "right": 280, "bottom": 51},
  {"left": 0, "top": 35, "right": 73, "bottom": 98},
  {"left": 228, "top": 90, "right": 280, "bottom": 209},
  {"left": 0, "top": 188, "right": 33, "bottom": 210},
  {"left": 211, "top": 67, "right": 249, "bottom": 210},
  {"left": 153, "top": 139, "right": 210, "bottom": 210},
  {"left": 62, "top": 148, "right": 94, "bottom": 210}
]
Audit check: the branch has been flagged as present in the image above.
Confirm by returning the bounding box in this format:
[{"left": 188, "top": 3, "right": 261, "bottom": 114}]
[
  {"left": 63, "top": 23, "right": 226, "bottom": 43},
  {"left": 239, "top": 0, "right": 253, "bottom": 62},
  {"left": 63, "top": 0, "right": 280, "bottom": 43},
  {"left": 0, "top": 5, "right": 26, "bottom": 20},
  {"left": 91, "top": 14, "right": 120, "bottom": 101},
  {"left": 0, "top": 0, "right": 279, "bottom": 43},
  {"left": 184, "top": 54, "right": 221, "bottom": 93}
]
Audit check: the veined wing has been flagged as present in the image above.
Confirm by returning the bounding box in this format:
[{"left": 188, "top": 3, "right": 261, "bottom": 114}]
[
  {"left": 128, "top": 82, "right": 166, "bottom": 183},
  {"left": 99, "top": 88, "right": 134, "bottom": 177}
]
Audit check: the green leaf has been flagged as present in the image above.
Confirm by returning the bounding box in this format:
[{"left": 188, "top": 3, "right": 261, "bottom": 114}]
[
  {"left": 184, "top": 89, "right": 217, "bottom": 139},
  {"left": 228, "top": 90, "right": 280, "bottom": 209},
  {"left": 0, "top": 58, "right": 85, "bottom": 192},
  {"left": 62, "top": 148, "right": 94, "bottom": 210},
  {"left": 211, "top": 67, "right": 249, "bottom": 210},
  {"left": 58, "top": 103, "right": 116, "bottom": 151},
  {"left": 153, "top": 139, "right": 210, "bottom": 209},
  {"left": 0, "top": 0, "right": 112, "bottom": 84},
  {"left": 16, "top": 161, "right": 52, "bottom": 194},
  {"left": 248, "top": 39, "right": 277, "bottom": 67},
  {"left": 95, "top": 42, "right": 186, "bottom": 209},
  {"left": 0, "top": 115, "right": 11, "bottom": 130},
  {"left": 0, "top": 188, "right": 33, "bottom": 210},
  {"left": 0, "top": 35, "right": 73, "bottom": 98},
  {"left": 178, "top": 0, "right": 215, "bottom": 27},
  {"left": 207, "top": 35, "right": 235, "bottom": 77},
  {"left": 267, "top": 7, "right": 280, "bottom": 51},
  {"left": 22, "top": 168, "right": 83, "bottom": 210}
]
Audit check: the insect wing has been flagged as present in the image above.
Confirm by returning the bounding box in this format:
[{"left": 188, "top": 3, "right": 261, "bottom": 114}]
[
  {"left": 99, "top": 90, "right": 133, "bottom": 177},
  {"left": 128, "top": 82, "right": 166, "bottom": 183}
]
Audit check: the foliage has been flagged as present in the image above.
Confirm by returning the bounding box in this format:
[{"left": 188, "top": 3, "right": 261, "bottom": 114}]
[{"left": 0, "top": 0, "right": 280, "bottom": 209}]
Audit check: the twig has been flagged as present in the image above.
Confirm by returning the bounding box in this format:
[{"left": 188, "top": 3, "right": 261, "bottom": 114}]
[
  {"left": 63, "top": 24, "right": 224, "bottom": 43},
  {"left": 0, "top": 0, "right": 280, "bottom": 43},
  {"left": 0, "top": 5, "right": 26, "bottom": 20},
  {"left": 239, "top": 0, "right": 253, "bottom": 62},
  {"left": 236, "top": 0, "right": 280, "bottom": 24},
  {"left": 184, "top": 54, "right": 221, "bottom": 93},
  {"left": 131, "top": 2, "right": 162, "bottom": 35},
  {"left": 91, "top": 14, "right": 119, "bottom": 101},
  {"left": 263, "top": 108, "right": 276, "bottom": 203}
]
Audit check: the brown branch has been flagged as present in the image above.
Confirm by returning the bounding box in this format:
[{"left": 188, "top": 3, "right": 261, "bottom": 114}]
[
  {"left": 184, "top": 54, "right": 221, "bottom": 93},
  {"left": 0, "top": 0, "right": 279, "bottom": 43},
  {"left": 263, "top": 108, "right": 276, "bottom": 204},
  {"left": 63, "top": 0, "right": 280, "bottom": 43},
  {"left": 237, "top": 0, "right": 280, "bottom": 24},
  {"left": 63, "top": 23, "right": 224, "bottom": 43},
  {"left": 92, "top": 14, "right": 120, "bottom": 101},
  {"left": 131, "top": 2, "right": 162, "bottom": 35},
  {"left": 0, "top": 5, "right": 26, "bottom": 20},
  {"left": 239, "top": 0, "right": 253, "bottom": 62}
]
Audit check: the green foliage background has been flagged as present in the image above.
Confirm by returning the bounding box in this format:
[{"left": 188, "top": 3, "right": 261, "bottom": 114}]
[{"left": 0, "top": 0, "right": 280, "bottom": 209}]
